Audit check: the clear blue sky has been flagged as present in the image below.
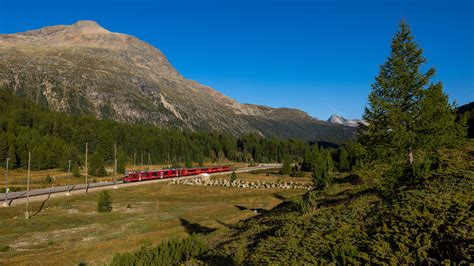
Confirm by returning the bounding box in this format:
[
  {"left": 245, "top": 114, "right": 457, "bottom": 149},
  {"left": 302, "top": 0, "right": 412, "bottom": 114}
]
[{"left": 1, "top": 0, "right": 473, "bottom": 119}]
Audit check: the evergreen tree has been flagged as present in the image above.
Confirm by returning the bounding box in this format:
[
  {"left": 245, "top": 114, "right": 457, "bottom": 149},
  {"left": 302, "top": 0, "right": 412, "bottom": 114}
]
[
  {"left": 281, "top": 155, "right": 292, "bottom": 175},
  {"left": 230, "top": 171, "right": 238, "bottom": 182},
  {"left": 0, "top": 134, "right": 8, "bottom": 160},
  {"left": 338, "top": 147, "right": 350, "bottom": 171},
  {"left": 417, "top": 83, "right": 463, "bottom": 150},
  {"left": 7, "top": 143, "right": 17, "bottom": 168},
  {"left": 360, "top": 21, "right": 458, "bottom": 169},
  {"left": 312, "top": 149, "right": 334, "bottom": 187},
  {"left": 116, "top": 149, "right": 127, "bottom": 174},
  {"left": 185, "top": 157, "right": 192, "bottom": 168},
  {"left": 301, "top": 148, "right": 313, "bottom": 172},
  {"left": 72, "top": 164, "right": 81, "bottom": 178},
  {"left": 89, "top": 151, "right": 107, "bottom": 177},
  {"left": 97, "top": 190, "right": 112, "bottom": 212}
]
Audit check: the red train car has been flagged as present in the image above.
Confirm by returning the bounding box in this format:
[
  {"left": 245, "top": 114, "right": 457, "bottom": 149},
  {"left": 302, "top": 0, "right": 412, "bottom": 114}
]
[{"left": 123, "top": 165, "right": 231, "bottom": 183}]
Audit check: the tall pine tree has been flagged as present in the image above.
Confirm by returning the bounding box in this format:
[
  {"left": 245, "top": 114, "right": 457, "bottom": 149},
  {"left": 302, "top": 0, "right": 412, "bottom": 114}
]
[{"left": 360, "top": 21, "right": 459, "bottom": 169}]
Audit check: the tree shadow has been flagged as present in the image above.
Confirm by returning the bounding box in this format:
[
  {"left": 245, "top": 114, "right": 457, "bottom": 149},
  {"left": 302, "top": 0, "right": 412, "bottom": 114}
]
[
  {"left": 234, "top": 205, "right": 269, "bottom": 214},
  {"left": 334, "top": 174, "right": 362, "bottom": 185},
  {"left": 272, "top": 193, "right": 288, "bottom": 201},
  {"left": 179, "top": 218, "right": 216, "bottom": 235},
  {"left": 215, "top": 219, "right": 239, "bottom": 230},
  {"left": 32, "top": 194, "right": 51, "bottom": 217},
  {"left": 316, "top": 187, "right": 382, "bottom": 208},
  {"left": 316, "top": 141, "right": 339, "bottom": 149}
]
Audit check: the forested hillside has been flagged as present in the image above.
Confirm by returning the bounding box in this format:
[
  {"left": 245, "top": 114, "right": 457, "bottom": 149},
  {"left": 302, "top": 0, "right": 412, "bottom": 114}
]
[{"left": 0, "top": 89, "right": 313, "bottom": 172}]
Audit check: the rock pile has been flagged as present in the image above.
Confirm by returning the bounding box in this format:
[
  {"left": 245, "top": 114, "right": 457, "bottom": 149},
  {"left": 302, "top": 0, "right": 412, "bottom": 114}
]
[{"left": 169, "top": 177, "right": 313, "bottom": 190}]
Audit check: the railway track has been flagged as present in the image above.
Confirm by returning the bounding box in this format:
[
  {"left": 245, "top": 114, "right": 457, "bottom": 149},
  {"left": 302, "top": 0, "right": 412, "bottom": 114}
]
[{"left": 0, "top": 164, "right": 281, "bottom": 206}]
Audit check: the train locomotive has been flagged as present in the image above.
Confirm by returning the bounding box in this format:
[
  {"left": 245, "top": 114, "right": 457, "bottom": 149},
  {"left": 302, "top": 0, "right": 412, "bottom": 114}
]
[{"left": 123, "top": 165, "right": 232, "bottom": 183}]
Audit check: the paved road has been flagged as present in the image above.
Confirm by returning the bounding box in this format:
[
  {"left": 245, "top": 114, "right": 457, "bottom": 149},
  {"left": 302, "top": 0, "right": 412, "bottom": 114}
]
[{"left": 0, "top": 164, "right": 281, "bottom": 206}]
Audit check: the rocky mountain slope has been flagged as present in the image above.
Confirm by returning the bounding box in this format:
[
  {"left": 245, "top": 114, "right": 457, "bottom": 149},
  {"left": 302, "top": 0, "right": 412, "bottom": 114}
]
[
  {"left": 0, "top": 21, "right": 354, "bottom": 143},
  {"left": 327, "top": 115, "right": 365, "bottom": 127}
]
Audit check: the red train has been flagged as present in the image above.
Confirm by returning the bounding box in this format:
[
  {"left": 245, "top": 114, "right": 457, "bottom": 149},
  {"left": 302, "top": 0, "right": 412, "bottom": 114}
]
[{"left": 123, "top": 165, "right": 232, "bottom": 183}]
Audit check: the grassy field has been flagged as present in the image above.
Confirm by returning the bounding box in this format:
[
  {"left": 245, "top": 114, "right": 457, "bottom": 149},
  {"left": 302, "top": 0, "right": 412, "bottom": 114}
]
[{"left": 0, "top": 171, "right": 306, "bottom": 265}]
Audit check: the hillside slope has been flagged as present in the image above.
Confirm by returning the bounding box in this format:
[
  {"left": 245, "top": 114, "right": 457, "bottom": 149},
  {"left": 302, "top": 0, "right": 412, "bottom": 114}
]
[
  {"left": 0, "top": 21, "right": 354, "bottom": 143},
  {"left": 203, "top": 143, "right": 473, "bottom": 264}
]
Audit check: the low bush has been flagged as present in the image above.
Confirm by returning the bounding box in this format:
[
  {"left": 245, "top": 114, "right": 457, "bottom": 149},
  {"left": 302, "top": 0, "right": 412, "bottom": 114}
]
[
  {"left": 0, "top": 245, "right": 10, "bottom": 252},
  {"left": 111, "top": 234, "right": 208, "bottom": 265},
  {"left": 230, "top": 171, "right": 238, "bottom": 182},
  {"left": 97, "top": 190, "right": 112, "bottom": 213}
]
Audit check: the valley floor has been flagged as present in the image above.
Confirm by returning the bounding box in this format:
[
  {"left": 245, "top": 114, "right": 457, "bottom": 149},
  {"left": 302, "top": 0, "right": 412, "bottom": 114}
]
[{"left": 0, "top": 171, "right": 306, "bottom": 265}]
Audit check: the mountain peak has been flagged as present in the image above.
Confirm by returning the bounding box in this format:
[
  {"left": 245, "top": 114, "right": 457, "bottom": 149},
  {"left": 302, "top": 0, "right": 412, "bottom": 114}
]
[
  {"left": 12, "top": 20, "right": 109, "bottom": 39},
  {"left": 327, "top": 115, "right": 365, "bottom": 127},
  {"left": 70, "top": 20, "right": 109, "bottom": 33}
]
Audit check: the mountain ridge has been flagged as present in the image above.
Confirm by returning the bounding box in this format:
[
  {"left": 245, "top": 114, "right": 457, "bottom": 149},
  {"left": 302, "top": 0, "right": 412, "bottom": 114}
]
[{"left": 0, "top": 20, "right": 354, "bottom": 143}]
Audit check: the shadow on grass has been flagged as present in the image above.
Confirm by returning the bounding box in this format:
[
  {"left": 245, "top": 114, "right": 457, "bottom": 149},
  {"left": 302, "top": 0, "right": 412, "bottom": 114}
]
[
  {"left": 272, "top": 193, "right": 288, "bottom": 201},
  {"left": 179, "top": 218, "right": 216, "bottom": 235},
  {"left": 234, "top": 205, "right": 269, "bottom": 214},
  {"left": 316, "top": 187, "right": 382, "bottom": 207},
  {"left": 215, "top": 219, "right": 241, "bottom": 230},
  {"left": 32, "top": 194, "right": 51, "bottom": 217},
  {"left": 334, "top": 174, "right": 362, "bottom": 185}
]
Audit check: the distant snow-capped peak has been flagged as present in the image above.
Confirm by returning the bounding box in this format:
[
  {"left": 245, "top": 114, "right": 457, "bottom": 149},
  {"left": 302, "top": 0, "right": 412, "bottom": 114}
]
[{"left": 327, "top": 115, "right": 365, "bottom": 127}]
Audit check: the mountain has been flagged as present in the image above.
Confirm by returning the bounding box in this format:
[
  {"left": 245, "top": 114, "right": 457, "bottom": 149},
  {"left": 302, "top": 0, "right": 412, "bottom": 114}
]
[
  {"left": 327, "top": 115, "right": 365, "bottom": 127},
  {"left": 0, "top": 21, "right": 354, "bottom": 143}
]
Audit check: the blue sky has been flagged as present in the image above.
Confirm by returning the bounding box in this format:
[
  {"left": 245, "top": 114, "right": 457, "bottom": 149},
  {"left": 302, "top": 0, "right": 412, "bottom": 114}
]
[{"left": 1, "top": 0, "right": 473, "bottom": 119}]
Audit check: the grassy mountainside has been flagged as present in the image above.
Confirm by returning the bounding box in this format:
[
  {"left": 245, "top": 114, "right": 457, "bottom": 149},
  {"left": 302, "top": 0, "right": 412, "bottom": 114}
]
[{"left": 200, "top": 143, "right": 473, "bottom": 264}]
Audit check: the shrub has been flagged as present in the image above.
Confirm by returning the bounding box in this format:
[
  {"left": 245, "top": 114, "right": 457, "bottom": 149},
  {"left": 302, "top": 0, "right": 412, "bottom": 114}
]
[
  {"left": 111, "top": 234, "right": 208, "bottom": 265},
  {"left": 280, "top": 155, "right": 292, "bottom": 175},
  {"left": 312, "top": 150, "right": 334, "bottom": 187},
  {"left": 230, "top": 171, "right": 238, "bottom": 182},
  {"left": 290, "top": 165, "right": 305, "bottom": 177},
  {"left": 97, "top": 190, "right": 112, "bottom": 212},
  {"left": 292, "top": 191, "right": 318, "bottom": 214},
  {"left": 45, "top": 175, "right": 52, "bottom": 184},
  {"left": 89, "top": 151, "right": 107, "bottom": 177},
  {"left": 72, "top": 165, "right": 81, "bottom": 178},
  {"left": 0, "top": 245, "right": 10, "bottom": 252}
]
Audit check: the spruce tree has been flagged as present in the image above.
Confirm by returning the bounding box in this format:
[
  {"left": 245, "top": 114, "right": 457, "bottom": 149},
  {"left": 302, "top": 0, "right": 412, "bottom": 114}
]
[
  {"left": 97, "top": 190, "right": 112, "bottom": 212},
  {"left": 0, "top": 134, "right": 8, "bottom": 160},
  {"left": 281, "top": 155, "right": 292, "bottom": 175},
  {"left": 312, "top": 149, "right": 334, "bottom": 187},
  {"left": 338, "top": 147, "right": 350, "bottom": 171},
  {"left": 89, "top": 150, "right": 107, "bottom": 177},
  {"left": 116, "top": 149, "right": 127, "bottom": 174},
  {"left": 301, "top": 148, "right": 313, "bottom": 171},
  {"left": 360, "top": 21, "right": 458, "bottom": 168},
  {"left": 7, "top": 143, "right": 17, "bottom": 168}
]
